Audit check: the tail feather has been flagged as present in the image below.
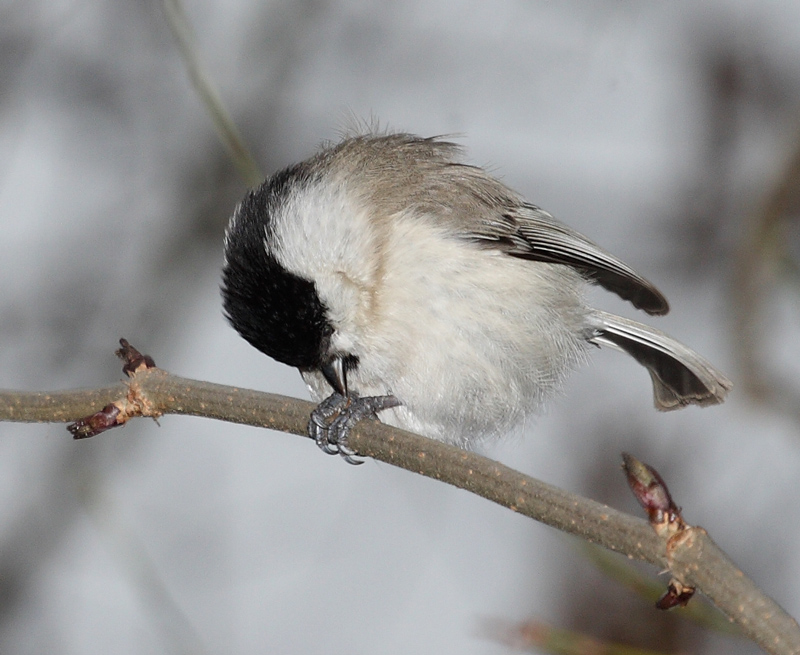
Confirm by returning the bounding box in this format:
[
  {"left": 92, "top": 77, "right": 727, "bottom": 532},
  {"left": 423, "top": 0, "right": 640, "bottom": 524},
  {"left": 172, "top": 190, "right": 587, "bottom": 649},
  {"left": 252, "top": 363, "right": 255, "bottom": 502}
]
[{"left": 588, "top": 311, "right": 732, "bottom": 411}]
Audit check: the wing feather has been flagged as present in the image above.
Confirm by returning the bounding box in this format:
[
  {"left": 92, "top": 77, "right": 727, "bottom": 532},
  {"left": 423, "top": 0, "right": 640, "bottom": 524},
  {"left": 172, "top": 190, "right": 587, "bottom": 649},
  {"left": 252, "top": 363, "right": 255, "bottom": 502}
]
[{"left": 467, "top": 202, "right": 669, "bottom": 316}]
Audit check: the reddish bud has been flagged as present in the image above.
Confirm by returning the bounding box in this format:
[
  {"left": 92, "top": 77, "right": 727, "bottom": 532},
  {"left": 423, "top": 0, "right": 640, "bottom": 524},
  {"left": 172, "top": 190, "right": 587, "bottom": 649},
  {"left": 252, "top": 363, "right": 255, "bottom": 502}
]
[
  {"left": 622, "top": 452, "right": 682, "bottom": 527},
  {"left": 68, "top": 403, "right": 123, "bottom": 439},
  {"left": 116, "top": 338, "right": 156, "bottom": 376},
  {"left": 656, "top": 579, "right": 696, "bottom": 610}
]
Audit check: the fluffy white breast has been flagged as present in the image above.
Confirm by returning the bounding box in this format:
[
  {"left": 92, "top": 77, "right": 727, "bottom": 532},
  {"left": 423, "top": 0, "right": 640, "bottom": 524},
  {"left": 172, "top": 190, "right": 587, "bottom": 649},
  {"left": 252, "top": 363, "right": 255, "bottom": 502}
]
[
  {"left": 359, "top": 213, "right": 590, "bottom": 445},
  {"left": 278, "top": 181, "right": 591, "bottom": 446}
]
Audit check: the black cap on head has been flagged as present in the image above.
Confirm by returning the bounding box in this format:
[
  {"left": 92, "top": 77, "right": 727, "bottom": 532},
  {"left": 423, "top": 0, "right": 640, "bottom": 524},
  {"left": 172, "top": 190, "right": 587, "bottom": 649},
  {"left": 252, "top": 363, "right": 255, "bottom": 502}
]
[{"left": 221, "top": 171, "right": 334, "bottom": 369}]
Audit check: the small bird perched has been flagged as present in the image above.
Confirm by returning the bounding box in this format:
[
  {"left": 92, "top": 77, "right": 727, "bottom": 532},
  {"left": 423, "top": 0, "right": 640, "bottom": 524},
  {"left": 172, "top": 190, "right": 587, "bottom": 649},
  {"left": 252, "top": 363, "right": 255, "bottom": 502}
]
[{"left": 221, "top": 132, "right": 731, "bottom": 462}]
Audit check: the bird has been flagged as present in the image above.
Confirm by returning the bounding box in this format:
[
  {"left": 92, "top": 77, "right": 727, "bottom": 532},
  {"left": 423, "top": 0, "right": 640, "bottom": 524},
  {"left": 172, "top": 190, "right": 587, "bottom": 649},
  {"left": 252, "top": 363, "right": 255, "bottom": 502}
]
[{"left": 221, "top": 132, "right": 731, "bottom": 463}]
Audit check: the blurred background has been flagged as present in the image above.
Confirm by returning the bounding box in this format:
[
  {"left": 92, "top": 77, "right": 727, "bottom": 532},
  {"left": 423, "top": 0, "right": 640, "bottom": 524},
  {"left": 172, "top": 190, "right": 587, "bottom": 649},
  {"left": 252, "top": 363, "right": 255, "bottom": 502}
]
[{"left": 2, "top": 1, "right": 800, "bottom": 653}]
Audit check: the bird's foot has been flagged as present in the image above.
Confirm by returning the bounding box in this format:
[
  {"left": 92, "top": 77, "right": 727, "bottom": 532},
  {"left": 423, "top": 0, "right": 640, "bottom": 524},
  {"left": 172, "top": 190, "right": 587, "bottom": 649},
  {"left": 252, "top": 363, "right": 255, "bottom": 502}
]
[{"left": 308, "top": 393, "right": 400, "bottom": 464}]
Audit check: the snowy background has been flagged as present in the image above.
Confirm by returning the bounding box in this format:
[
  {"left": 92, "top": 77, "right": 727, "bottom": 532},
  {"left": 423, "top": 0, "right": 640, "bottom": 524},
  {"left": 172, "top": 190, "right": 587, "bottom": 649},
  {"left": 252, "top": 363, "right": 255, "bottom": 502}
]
[{"left": 2, "top": 1, "right": 800, "bottom": 653}]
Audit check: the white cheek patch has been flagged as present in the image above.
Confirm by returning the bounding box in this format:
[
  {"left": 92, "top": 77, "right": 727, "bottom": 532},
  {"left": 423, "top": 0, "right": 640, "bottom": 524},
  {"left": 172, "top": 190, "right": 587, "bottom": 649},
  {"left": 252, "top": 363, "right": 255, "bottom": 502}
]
[{"left": 268, "top": 181, "right": 380, "bottom": 341}]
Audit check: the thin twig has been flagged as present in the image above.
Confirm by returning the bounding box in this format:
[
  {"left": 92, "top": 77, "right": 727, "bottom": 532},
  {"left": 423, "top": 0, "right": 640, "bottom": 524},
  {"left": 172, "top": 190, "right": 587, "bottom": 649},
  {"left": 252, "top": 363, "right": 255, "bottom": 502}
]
[
  {"left": 732, "top": 120, "right": 800, "bottom": 417},
  {"left": 484, "top": 617, "right": 674, "bottom": 655},
  {"left": 579, "top": 544, "right": 741, "bottom": 636},
  {"left": 161, "top": 0, "right": 264, "bottom": 187},
  {"left": 1, "top": 367, "right": 798, "bottom": 654}
]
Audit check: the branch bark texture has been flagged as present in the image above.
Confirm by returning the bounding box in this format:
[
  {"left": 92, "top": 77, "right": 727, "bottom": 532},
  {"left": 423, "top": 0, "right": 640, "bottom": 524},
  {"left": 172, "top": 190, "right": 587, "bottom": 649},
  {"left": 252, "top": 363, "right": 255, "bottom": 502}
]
[{"left": 1, "top": 368, "right": 798, "bottom": 654}]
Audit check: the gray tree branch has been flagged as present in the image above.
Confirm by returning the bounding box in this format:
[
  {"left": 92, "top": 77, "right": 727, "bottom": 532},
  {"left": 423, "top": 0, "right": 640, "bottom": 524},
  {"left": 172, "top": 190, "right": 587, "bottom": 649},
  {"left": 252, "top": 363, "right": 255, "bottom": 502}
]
[{"left": 1, "top": 367, "right": 798, "bottom": 654}]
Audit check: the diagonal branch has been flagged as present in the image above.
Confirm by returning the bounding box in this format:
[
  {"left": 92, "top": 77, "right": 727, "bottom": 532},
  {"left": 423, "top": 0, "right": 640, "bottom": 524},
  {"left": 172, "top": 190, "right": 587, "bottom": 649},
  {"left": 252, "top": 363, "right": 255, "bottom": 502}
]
[
  {"left": 161, "top": 0, "right": 264, "bottom": 187},
  {"left": 1, "top": 366, "right": 798, "bottom": 654}
]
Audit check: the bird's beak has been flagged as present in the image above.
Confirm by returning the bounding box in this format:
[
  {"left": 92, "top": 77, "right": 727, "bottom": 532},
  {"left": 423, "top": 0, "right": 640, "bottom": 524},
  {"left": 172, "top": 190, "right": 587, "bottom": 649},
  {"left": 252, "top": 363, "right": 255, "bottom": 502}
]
[{"left": 321, "top": 357, "right": 347, "bottom": 397}]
